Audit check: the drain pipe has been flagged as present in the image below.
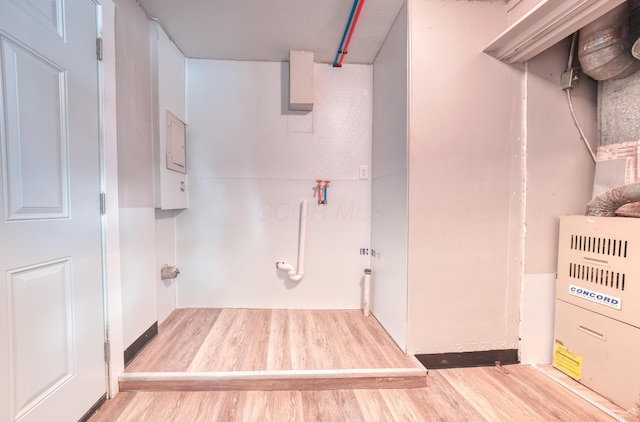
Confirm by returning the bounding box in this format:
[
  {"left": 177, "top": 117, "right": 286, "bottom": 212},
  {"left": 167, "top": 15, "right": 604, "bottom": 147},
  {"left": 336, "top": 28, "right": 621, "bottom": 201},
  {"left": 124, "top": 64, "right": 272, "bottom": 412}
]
[
  {"left": 276, "top": 200, "right": 307, "bottom": 282},
  {"left": 586, "top": 182, "right": 640, "bottom": 216},
  {"left": 363, "top": 268, "right": 371, "bottom": 317}
]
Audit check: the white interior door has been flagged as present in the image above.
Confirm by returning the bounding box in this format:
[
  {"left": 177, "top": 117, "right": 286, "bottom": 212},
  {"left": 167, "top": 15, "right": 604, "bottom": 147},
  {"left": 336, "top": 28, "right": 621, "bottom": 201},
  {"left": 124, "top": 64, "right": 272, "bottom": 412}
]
[{"left": 0, "top": 0, "right": 106, "bottom": 421}]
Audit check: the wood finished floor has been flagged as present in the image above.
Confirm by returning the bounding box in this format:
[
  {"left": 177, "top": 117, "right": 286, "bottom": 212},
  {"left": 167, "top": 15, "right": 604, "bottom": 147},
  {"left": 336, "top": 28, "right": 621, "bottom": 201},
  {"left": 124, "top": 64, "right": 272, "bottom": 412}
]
[
  {"left": 125, "top": 308, "right": 416, "bottom": 372},
  {"left": 97, "top": 308, "right": 640, "bottom": 421},
  {"left": 92, "top": 365, "right": 640, "bottom": 421}
]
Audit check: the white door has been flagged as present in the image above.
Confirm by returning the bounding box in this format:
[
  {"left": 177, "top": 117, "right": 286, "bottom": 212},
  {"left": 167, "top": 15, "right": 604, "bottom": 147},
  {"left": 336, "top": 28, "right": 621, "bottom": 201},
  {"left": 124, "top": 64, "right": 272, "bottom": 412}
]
[{"left": 0, "top": 0, "right": 106, "bottom": 421}]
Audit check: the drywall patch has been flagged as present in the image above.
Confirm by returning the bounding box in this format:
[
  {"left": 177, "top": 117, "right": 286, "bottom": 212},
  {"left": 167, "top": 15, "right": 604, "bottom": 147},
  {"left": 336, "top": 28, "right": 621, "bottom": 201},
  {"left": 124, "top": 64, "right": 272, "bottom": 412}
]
[{"left": 287, "top": 112, "right": 313, "bottom": 133}]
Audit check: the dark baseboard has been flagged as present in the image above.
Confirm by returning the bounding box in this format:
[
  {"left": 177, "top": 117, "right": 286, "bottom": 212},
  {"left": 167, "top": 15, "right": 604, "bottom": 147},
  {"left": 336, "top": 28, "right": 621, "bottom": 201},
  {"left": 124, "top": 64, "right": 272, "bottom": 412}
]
[
  {"left": 78, "top": 393, "right": 107, "bottom": 422},
  {"left": 416, "top": 349, "right": 519, "bottom": 369},
  {"left": 124, "top": 321, "right": 158, "bottom": 367}
]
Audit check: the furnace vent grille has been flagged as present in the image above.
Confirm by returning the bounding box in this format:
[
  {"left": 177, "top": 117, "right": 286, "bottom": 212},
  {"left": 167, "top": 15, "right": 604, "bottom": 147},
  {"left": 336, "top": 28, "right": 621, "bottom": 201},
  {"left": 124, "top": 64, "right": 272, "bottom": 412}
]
[
  {"left": 570, "top": 235, "right": 628, "bottom": 257},
  {"left": 568, "top": 263, "right": 626, "bottom": 291},
  {"left": 558, "top": 216, "right": 640, "bottom": 326}
]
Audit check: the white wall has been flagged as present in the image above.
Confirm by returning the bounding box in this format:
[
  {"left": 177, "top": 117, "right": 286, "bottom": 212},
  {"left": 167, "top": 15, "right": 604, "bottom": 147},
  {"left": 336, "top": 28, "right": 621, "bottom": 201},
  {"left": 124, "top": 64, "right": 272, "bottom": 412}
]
[
  {"left": 520, "top": 39, "right": 597, "bottom": 364},
  {"left": 406, "top": 0, "right": 520, "bottom": 355},
  {"left": 115, "top": 0, "right": 187, "bottom": 346},
  {"left": 114, "top": 0, "right": 153, "bottom": 207},
  {"left": 178, "top": 60, "right": 372, "bottom": 308},
  {"left": 108, "top": 0, "right": 599, "bottom": 364},
  {"left": 118, "top": 208, "right": 156, "bottom": 347},
  {"left": 114, "top": 0, "right": 157, "bottom": 347},
  {"left": 524, "top": 40, "right": 597, "bottom": 275},
  {"left": 371, "top": 4, "right": 408, "bottom": 351},
  {"left": 397, "top": 1, "right": 596, "bottom": 358},
  {"left": 151, "top": 23, "right": 185, "bottom": 324},
  {"left": 155, "top": 209, "right": 177, "bottom": 323}
]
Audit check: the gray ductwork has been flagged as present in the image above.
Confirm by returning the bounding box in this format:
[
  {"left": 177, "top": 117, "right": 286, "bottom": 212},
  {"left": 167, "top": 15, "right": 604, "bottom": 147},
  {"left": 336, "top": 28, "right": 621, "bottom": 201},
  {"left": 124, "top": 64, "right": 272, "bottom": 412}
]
[
  {"left": 584, "top": 1, "right": 640, "bottom": 218},
  {"left": 586, "top": 182, "right": 640, "bottom": 216},
  {"left": 578, "top": 2, "right": 640, "bottom": 81}
]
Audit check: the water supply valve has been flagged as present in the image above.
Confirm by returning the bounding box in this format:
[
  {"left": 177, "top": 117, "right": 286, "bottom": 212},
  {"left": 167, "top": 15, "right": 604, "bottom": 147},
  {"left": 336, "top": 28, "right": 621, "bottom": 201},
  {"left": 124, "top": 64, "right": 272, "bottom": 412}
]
[
  {"left": 161, "top": 265, "right": 180, "bottom": 280},
  {"left": 316, "top": 180, "right": 324, "bottom": 204},
  {"left": 315, "top": 179, "right": 330, "bottom": 205},
  {"left": 323, "top": 180, "right": 330, "bottom": 205}
]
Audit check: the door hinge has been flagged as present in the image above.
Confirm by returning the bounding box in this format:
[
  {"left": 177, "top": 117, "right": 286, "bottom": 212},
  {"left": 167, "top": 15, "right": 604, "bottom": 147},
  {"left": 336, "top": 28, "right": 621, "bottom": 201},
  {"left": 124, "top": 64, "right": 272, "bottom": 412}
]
[
  {"left": 100, "top": 192, "right": 106, "bottom": 214},
  {"left": 104, "top": 340, "right": 110, "bottom": 363},
  {"left": 96, "top": 37, "right": 103, "bottom": 61}
]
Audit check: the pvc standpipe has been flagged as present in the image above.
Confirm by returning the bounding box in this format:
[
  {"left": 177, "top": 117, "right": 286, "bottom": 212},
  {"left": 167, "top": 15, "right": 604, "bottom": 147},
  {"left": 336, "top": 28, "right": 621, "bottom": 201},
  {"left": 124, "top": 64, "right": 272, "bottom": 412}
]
[
  {"left": 363, "top": 268, "right": 371, "bottom": 317},
  {"left": 276, "top": 200, "right": 307, "bottom": 282}
]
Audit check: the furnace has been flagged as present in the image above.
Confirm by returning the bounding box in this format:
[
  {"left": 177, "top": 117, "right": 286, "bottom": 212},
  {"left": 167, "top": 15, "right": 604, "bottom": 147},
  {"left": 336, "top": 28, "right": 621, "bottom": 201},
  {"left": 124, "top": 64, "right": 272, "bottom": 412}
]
[{"left": 554, "top": 215, "right": 640, "bottom": 414}]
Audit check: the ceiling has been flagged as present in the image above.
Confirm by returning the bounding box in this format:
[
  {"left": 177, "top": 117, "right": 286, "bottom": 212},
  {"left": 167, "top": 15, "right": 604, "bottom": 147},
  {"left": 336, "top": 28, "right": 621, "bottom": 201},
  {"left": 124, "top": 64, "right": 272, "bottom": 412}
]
[{"left": 136, "top": 0, "right": 406, "bottom": 64}]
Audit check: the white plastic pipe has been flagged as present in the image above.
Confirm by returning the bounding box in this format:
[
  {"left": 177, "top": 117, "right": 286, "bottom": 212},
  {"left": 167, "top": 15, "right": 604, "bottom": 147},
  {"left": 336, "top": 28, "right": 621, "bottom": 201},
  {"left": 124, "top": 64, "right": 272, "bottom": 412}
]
[
  {"left": 276, "top": 200, "right": 307, "bottom": 282},
  {"left": 363, "top": 269, "right": 371, "bottom": 316}
]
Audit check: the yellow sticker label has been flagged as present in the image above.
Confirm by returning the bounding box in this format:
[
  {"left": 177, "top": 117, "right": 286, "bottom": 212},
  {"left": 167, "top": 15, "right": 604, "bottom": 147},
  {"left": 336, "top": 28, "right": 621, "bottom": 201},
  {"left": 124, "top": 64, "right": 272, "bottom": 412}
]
[{"left": 553, "top": 339, "right": 582, "bottom": 381}]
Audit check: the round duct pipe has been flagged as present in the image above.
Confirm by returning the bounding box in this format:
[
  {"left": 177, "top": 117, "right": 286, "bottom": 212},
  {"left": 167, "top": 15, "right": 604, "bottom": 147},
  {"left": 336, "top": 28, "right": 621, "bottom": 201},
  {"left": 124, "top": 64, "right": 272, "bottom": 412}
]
[
  {"left": 586, "top": 182, "right": 640, "bottom": 217},
  {"left": 578, "top": 3, "right": 640, "bottom": 81},
  {"left": 632, "top": 37, "right": 640, "bottom": 59}
]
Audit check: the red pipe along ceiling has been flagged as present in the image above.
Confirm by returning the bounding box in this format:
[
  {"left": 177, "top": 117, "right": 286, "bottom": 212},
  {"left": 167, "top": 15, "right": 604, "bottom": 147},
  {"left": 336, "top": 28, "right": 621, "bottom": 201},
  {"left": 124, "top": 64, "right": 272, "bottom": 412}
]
[{"left": 332, "top": 0, "right": 366, "bottom": 67}]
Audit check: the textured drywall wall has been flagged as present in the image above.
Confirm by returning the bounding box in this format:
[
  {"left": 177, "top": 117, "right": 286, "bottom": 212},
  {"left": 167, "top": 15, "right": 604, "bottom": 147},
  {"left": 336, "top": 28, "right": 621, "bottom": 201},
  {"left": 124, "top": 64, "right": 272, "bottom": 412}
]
[
  {"left": 179, "top": 60, "right": 372, "bottom": 308},
  {"left": 520, "top": 39, "right": 596, "bottom": 365},
  {"left": 114, "top": 0, "right": 157, "bottom": 347},
  {"left": 407, "top": 0, "right": 519, "bottom": 355},
  {"left": 524, "top": 38, "right": 597, "bottom": 275},
  {"left": 114, "top": 0, "right": 153, "bottom": 208},
  {"left": 119, "top": 207, "right": 157, "bottom": 347},
  {"left": 371, "top": 3, "right": 409, "bottom": 352},
  {"left": 155, "top": 209, "right": 177, "bottom": 324}
]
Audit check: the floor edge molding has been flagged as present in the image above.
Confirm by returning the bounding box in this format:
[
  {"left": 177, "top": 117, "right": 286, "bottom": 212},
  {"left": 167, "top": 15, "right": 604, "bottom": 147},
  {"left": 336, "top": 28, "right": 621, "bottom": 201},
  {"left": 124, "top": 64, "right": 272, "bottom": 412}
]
[{"left": 119, "top": 367, "right": 427, "bottom": 392}]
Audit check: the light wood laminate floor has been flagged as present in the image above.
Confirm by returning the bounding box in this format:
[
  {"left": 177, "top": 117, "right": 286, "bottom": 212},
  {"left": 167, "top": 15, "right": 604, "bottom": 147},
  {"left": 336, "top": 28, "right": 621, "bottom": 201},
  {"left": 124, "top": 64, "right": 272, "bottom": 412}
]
[
  {"left": 92, "top": 309, "right": 639, "bottom": 421},
  {"left": 92, "top": 364, "right": 640, "bottom": 421},
  {"left": 125, "top": 308, "right": 416, "bottom": 372}
]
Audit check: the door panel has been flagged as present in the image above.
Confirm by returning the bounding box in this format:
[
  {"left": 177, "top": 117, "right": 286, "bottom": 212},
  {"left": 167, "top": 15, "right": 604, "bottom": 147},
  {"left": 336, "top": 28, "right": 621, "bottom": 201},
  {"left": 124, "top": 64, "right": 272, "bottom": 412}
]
[
  {"left": 0, "top": 0, "right": 106, "bottom": 421},
  {"left": 9, "top": 259, "right": 74, "bottom": 419},
  {"left": 17, "top": 0, "right": 66, "bottom": 39},
  {"left": 2, "top": 38, "right": 69, "bottom": 219}
]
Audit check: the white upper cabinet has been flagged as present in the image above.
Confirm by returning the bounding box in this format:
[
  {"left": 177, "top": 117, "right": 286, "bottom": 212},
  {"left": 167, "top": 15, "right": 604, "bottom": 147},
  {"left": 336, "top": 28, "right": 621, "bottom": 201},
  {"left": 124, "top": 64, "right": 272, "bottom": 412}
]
[{"left": 151, "top": 23, "right": 188, "bottom": 210}]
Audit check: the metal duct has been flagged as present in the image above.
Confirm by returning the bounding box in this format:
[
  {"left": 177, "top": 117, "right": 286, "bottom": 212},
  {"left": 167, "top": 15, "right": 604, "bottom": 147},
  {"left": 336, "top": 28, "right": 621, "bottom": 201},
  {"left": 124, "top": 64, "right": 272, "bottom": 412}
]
[
  {"left": 578, "top": 3, "right": 640, "bottom": 81},
  {"left": 586, "top": 182, "right": 640, "bottom": 216}
]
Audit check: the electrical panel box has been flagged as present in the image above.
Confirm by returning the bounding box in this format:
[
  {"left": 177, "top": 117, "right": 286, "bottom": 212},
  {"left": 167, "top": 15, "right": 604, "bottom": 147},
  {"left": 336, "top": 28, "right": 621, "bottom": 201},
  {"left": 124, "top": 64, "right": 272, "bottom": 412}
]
[
  {"left": 166, "top": 111, "right": 186, "bottom": 174},
  {"left": 554, "top": 215, "right": 640, "bottom": 414}
]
